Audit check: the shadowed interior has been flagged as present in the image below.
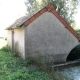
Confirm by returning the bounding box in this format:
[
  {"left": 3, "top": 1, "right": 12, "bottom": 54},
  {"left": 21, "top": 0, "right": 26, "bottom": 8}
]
[{"left": 66, "top": 44, "right": 80, "bottom": 61}]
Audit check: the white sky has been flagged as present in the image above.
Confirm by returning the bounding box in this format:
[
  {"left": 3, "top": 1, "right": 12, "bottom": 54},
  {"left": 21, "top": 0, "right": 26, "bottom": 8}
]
[
  {"left": 74, "top": 7, "right": 80, "bottom": 29},
  {"left": 0, "top": 0, "right": 80, "bottom": 36},
  {"left": 0, "top": 0, "right": 26, "bottom": 29},
  {"left": 0, "top": 0, "right": 26, "bottom": 36}
]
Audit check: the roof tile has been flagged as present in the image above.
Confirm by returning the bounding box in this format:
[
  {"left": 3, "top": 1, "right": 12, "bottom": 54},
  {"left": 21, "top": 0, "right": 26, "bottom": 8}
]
[{"left": 6, "top": 3, "right": 80, "bottom": 40}]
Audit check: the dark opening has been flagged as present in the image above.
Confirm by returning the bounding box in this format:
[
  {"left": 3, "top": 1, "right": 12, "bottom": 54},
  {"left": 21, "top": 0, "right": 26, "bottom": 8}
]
[{"left": 66, "top": 44, "right": 80, "bottom": 61}]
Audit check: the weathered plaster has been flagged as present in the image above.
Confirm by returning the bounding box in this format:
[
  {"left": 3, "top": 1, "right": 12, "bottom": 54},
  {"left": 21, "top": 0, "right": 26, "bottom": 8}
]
[{"left": 25, "top": 12, "right": 79, "bottom": 63}]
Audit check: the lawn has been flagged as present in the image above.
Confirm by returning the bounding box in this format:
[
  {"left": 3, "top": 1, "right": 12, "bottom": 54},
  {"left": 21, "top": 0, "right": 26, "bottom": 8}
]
[
  {"left": 0, "top": 47, "right": 51, "bottom": 80},
  {"left": 0, "top": 39, "right": 66, "bottom": 80}
]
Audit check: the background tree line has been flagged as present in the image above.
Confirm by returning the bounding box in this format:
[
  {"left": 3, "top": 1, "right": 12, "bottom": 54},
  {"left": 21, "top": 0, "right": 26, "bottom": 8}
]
[{"left": 25, "top": 0, "right": 80, "bottom": 28}]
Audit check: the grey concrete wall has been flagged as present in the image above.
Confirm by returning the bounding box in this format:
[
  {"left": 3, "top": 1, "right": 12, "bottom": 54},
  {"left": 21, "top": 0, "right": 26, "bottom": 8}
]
[
  {"left": 14, "top": 28, "right": 25, "bottom": 59},
  {"left": 25, "top": 11, "right": 79, "bottom": 63}
]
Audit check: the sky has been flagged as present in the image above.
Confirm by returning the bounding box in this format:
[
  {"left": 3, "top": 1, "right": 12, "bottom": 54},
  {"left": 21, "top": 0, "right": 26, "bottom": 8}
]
[
  {"left": 74, "top": 7, "right": 80, "bottom": 28},
  {"left": 0, "top": 0, "right": 80, "bottom": 36},
  {"left": 0, "top": 0, "right": 26, "bottom": 36},
  {"left": 0, "top": 0, "right": 26, "bottom": 29}
]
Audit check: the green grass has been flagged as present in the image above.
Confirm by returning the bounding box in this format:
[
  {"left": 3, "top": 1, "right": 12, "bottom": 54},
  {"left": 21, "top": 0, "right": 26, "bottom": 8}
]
[
  {"left": 0, "top": 48, "right": 50, "bottom": 80},
  {"left": 0, "top": 40, "right": 67, "bottom": 80}
]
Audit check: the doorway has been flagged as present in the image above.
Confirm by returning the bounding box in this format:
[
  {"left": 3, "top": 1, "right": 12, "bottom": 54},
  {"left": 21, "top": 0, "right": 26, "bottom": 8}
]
[{"left": 12, "top": 30, "right": 14, "bottom": 50}]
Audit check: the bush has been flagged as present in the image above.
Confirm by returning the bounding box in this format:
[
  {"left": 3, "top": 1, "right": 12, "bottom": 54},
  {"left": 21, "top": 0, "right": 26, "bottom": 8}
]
[
  {"left": 0, "top": 48, "right": 50, "bottom": 80},
  {"left": 76, "top": 29, "right": 80, "bottom": 35},
  {"left": 26, "top": 55, "right": 66, "bottom": 80},
  {"left": 0, "top": 45, "right": 11, "bottom": 52},
  {"left": 0, "top": 46, "right": 67, "bottom": 80}
]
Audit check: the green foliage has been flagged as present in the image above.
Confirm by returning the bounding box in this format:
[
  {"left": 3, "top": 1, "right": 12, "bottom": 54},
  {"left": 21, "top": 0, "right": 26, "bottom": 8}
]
[
  {"left": 25, "top": 0, "right": 79, "bottom": 27},
  {"left": 0, "top": 45, "right": 11, "bottom": 52},
  {"left": 0, "top": 46, "right": 67, "bottom": 80},
  {"left": 26, "top": 55, "right": 67, "bottom": 80},
  {"left": 0, "top": 48, "right": 50, "bottom": 80},
  {"left": 76, "top": 29, "right": 80, "bottom": 35}
]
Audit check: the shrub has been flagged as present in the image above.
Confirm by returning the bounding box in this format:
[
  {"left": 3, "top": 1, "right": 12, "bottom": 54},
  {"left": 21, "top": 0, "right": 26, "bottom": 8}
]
[
  {"left": 0, "top": 50, "right": 50, "bottom": 80},
  {"left": 76, "top": 29, "right": 80, "bottom": 35},
  {"left": 26, "top": 55, "right": 66, "bottom": 80},
  {"left": 0, "top": 46, "right": 66, "bottom": 80},
  {"left": 0, "top": 45, "right": 11, "bottom": 52}
]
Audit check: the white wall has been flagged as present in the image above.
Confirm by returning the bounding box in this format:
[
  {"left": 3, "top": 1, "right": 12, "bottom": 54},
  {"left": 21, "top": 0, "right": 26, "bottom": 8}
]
[
  {"left": 14, "top": 27, "right": 25, "bottom": 59},
  {"left": 7, "top": 30, "right": 12, "bottom": 48}
]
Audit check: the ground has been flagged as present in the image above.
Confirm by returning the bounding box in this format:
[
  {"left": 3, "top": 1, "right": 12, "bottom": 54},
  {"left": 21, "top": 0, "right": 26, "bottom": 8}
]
[
  {"left": 0, "top": 38, "right": 66, "bottom": 80},
  {"left": 0, "top": 48, "right": 50, "bottom": 80},
  {"left": 0, "top": 39, "right": 50, "bottom": 80}
]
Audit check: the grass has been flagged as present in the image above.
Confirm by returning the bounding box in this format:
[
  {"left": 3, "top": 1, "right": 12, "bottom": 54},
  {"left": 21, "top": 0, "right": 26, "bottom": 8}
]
[
  {"left": 0, "top": 39, "right": 67, "bottom": 80},
  {"left": 0, "top": 46, "right": 67, "bottom": 80},
  {"left": 0, "top": 29, "right": 79, "bottom": 80},
  {"left": 0, "top": 46, "right": 50, "bottom": 80}
]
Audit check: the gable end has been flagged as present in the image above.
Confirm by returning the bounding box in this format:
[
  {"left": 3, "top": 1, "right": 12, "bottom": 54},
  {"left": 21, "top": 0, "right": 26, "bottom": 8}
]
[{"left": 24, "top": 3, "right": 80, "bottom": 41}]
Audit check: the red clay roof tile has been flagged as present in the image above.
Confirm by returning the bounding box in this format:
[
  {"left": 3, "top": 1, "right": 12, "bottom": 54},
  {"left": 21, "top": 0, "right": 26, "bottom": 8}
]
[
  {"left": 6, "top": 3, "right": 80, "bottom": 40},
  {"left": 24, "top": 3, "right": 80, "bottom": 41}
]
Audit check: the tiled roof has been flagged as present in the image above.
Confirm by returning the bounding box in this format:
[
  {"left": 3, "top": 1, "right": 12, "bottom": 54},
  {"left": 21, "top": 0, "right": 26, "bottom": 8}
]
[
  {"left": 6, "top": 3, "right": 80, "bottom": 41},
  {"left": 5, "top": 16, "right": 28, "bottom": 29}
]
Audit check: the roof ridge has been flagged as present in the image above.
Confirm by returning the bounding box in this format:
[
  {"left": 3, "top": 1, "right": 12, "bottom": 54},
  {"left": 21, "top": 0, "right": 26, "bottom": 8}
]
[
  {"left": 6, "top": 3, "right": 80, "bottom": 41},
  {"left": 24, "top": 3, "right": 80, "bottom": 41}
]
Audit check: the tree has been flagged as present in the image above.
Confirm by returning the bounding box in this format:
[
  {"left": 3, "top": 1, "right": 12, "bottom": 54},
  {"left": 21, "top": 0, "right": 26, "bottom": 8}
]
[{"left": 25, "top": 0, "right": 79, "bottom": 28}]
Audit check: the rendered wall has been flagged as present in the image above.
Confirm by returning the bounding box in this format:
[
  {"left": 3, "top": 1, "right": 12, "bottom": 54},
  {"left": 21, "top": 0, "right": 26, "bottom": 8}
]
[
  {"left": 14, "top": 28, "right": 25, "bottom": 59},
  {"left": 7, "top": 30, "right": 13, "bottom": 49},
  {"left": 25, "top": 11, "right": 79, "bottom": 63}
]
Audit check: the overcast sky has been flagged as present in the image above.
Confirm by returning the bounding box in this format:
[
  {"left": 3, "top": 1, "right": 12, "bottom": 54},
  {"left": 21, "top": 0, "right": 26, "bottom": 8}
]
[
  {"left": 0, "top": 0, "right": 80, "bottom": 31},
  {"left": 0, "top": 0, "right": 26, "bottom": 30},
  {"left": 75, "top": 6, "right": 80, "bottom": 28}
]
